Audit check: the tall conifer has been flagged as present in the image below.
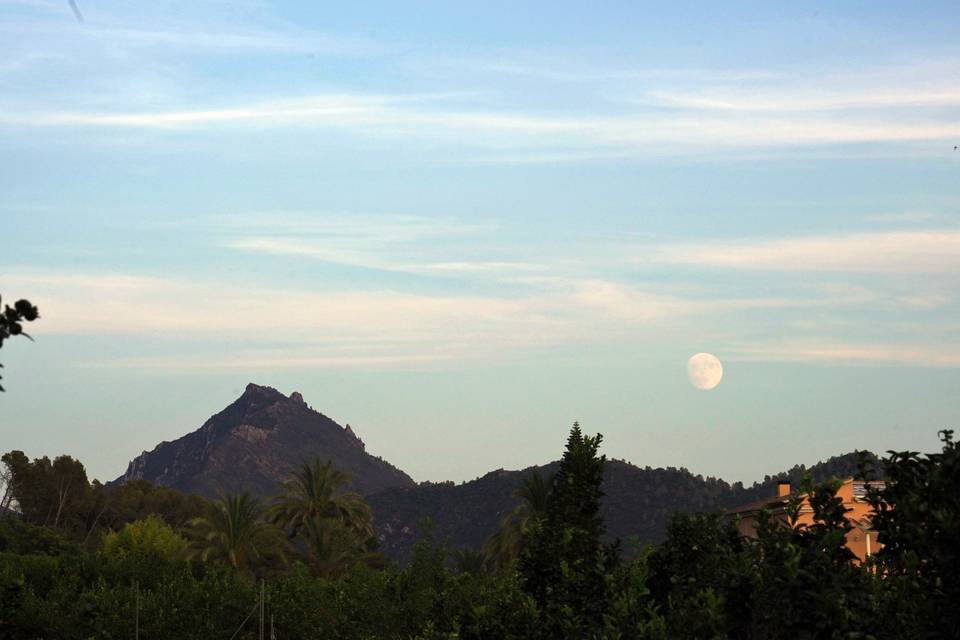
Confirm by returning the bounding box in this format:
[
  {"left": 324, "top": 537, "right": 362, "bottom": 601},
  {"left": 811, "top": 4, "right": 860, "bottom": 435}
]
[{"left": 519, "top": 422, "right": 616, "bottom": 637}]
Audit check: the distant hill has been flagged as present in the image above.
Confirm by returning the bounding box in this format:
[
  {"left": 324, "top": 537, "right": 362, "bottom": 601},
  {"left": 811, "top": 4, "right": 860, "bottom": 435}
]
[
  {"left": 367, "top": 451, "right": 877, "bottom": 562},
  {"left": 115, "top": 383, "right": 414, "bottom": 498}
]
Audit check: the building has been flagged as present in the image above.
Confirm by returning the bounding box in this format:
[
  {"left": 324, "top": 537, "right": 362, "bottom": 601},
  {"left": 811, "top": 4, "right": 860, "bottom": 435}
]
[{"left": 727, "top": 478, "right": 884, "bottom": 562}]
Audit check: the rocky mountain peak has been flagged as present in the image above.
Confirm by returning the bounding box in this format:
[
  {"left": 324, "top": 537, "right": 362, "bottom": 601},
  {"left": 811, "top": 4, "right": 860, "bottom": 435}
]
[
  {"left": 115, "top": 383, "right": 413, "bottom": 498},
  {"left": 242, "top": 381, "right": 284, "bottom": 399},
  {"left": 231, "top": 383, "right": 288, "bottom": 414},
  {"left": 345, "top": 424, "right": 365, "bottom": 451}
]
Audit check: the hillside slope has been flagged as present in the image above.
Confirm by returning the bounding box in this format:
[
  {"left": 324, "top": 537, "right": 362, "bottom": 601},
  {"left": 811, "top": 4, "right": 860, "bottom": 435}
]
[{"left": 367, "top": 452, "right": 876, "bottom": 561}]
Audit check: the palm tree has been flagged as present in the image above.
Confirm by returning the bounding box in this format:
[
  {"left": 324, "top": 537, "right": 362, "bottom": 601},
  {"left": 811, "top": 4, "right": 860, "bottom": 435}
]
[
  {"left": 270, "top": 460, "right": 372, "bottom": 536},
  {"left": 187, "top": 492, "right": 289, "bottom": 574},
  {"left": 484, "top": 470, "right": 552, "bottom": 570},
  {"left": 269, "top": 459, "right": 380, "bottom": 576},
  {"left": 298, "top": 516, "right": 385, "bottom": 577},
  {"left": 453, "top": 547, "right": 489, "bottom": 575}
]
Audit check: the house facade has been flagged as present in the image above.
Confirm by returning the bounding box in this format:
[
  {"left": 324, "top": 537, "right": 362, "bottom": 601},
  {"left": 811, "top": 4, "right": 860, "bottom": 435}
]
[{"left": 727, "top": 478, "right": 885, "bottom": 562}]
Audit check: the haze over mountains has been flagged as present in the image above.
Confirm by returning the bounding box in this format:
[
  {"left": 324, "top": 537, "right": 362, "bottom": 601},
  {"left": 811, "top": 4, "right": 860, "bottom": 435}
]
[{"left": 116, "top": 383, "right": 874, "bottom": 560}]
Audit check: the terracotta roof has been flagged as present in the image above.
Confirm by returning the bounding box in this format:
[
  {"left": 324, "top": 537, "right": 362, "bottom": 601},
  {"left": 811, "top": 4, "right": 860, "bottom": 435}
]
[{"left": 726, "top": 495, "right": 789, "bottom": 516}]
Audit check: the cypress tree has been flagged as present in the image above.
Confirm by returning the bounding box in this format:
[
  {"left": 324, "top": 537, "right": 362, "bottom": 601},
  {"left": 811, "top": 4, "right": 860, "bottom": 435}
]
[{"left": 519, "top": 422, "right": 616, "bottom": 637}]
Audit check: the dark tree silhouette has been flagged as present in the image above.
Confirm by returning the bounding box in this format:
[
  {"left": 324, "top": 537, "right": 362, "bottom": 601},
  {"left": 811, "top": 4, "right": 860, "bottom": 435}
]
[
  {"left": 0, "top": 295, "right": 39, "bottom": 391},
  {"left": 483, "top": 469, "right": 552, "bottom": 569},
  {"left": 519, "top": 422, "right": 618, "bottom": 637},
  {"left": 862, "top": 430, "right": 960, "bottom": 637}
]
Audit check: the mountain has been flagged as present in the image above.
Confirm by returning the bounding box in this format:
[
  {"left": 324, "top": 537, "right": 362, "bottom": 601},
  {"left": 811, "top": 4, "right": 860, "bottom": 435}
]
[
  {"left": 115, "top": 382, "right": 877, "bottom": 562},
  {"left": 367, "top": 451, "right": 876, "bottom": 562},
  {"left": 115, "top": 383, "right": 414, "bottom": 498}
]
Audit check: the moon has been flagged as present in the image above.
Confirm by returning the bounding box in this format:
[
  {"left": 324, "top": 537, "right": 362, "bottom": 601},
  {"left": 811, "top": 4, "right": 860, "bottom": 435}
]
[{"left": 687, "top": 353, "right": 723, "bottom": 390}]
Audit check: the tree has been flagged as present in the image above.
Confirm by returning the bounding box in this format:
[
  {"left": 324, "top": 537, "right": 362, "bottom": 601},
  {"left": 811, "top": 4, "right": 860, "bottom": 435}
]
[
  {"left": 96, "top": 479, "right": 208, "bottom": 533},
  {"left": 863, "top": 429, "right": 960, "bottom": 638},
  {"left": 747, "top": 475, "right": 875, "bottom": 639},
  {"left": 0, "top": 515, "right": 78, "bottom": 555},
  {"left": 484, "top": 469, "right": 551, "bottom": 570},
  {"left": 452, "top": 547, "right": 489, "bottom": 575},
  {"left": 270, "top": 459, "right": 373, "bottom": 538},
  {"left": 647, "top": 512, "right": 750, "bottom": 639},
  {"left": 101, "top": 514, "right": 187, "bottom": 561},
  {"left": 0, "top": 451, "right": 93, "bottom": 534},
  {"left": 519, "top": 423, "right": 617, "bottom": 638},
  {"left": 297, "top": 515, "right": 385, "bottom": 577},
  {"left": 0, "top": 455, "right": 18, "bottom": 513},
  {"left": 0, "top": 296, "right": 39, "bottom": 391},
  {"left": 269, "top": 459, "right": 381, "bottom": 576},
  {"left": 187, "top": 492, "right": 288, "bottom": 575}
]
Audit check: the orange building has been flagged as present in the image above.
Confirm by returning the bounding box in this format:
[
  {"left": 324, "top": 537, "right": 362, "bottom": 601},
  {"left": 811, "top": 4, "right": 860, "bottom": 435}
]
[{"left": 727, "top": 478, "right": 885, "bottom": 562}]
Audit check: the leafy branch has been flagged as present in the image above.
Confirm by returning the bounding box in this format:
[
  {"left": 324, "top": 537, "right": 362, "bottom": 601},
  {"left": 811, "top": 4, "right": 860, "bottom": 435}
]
[{"left": 0, "top": 295, "right": 40, "bottom": 391}]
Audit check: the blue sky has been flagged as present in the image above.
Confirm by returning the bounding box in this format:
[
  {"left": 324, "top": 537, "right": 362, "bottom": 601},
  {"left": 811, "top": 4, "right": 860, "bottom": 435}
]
[{"left": 1, "top": 0, "right": 959, "bottom": 486}]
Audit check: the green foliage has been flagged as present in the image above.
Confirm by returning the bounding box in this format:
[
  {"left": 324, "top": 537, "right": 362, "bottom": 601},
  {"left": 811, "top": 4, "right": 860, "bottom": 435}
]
[
  {"left": 452, "top": 547, "right": 489, "bottom": 575},
  {"left": 373, "top": 450, "right": 881, "bottom": 563},
  {"left": 749, "top": 475, "right": 877, "bottom": 639},
  {"left": 102, "top": 514, "right": 187, "bottom": 561},
  {"left": 269, "top": 458, "right": 382, "bottom": 577},
  {"left": 0, "top": 515, "right": 78, "bottom": 556},
  {"left": 0, "top": 550, "right": 255, "bottom": 640},
  {"left": 187, "top": 492, "right": 289, "bottom": 575},
  {"left": 0, "top": 450, "right": 210, "bottom": 551},
  {"left": 0, "top": 450, "right": 94, "bottom": 535},
  {"left": 605, "top": 546, "right": 668, "bottom": 640},
  {"left": 519, "top": 423, "right": 618, "bottom": 638},
  {"left": 96, "top": 478, "right": 208, "bottom": 532},
  {"left": 0, "top": 295, "right": 39, "bottom": 391},
  {"left": 863, "top": 429, "right": 960, "bottom": 638},
  {"left": 1, "top": 429, "right": 957, "bottom": 639},
  {"left": 647, "top": 512, "right": 750, "bottom": 639},
  {"left": 483, "top": 469, "right": 551, "bottom": 570}
]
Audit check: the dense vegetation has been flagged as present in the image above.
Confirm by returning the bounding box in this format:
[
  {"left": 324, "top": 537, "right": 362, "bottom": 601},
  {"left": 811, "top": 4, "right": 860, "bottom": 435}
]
[
  {"left": 369, "top": 450, "right": 878, "bottom": 562},
  {"left": 1, "top": 427, "right": 957, "bottom": 639}
]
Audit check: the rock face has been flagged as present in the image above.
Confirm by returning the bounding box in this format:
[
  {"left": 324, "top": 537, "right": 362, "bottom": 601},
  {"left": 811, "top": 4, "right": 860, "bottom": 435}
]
[{"left": 116, "top": 383, "right": 414, "bottom": 498}]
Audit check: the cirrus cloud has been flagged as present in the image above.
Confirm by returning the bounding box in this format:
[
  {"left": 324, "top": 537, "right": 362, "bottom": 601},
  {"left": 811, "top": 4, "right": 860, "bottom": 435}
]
[{"left": 646, "top": 230, "right": 960, "bottom": 274}]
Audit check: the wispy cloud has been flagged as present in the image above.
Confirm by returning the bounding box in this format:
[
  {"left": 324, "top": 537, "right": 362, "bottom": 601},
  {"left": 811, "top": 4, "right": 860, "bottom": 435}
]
[
  {"left": 212, "top": 212, "right": 527, "bottom": 276},
  {"left": 0, "top": 50, "right": 62, "bottom": 75},
  {"left": 647, "top": 87, "right": 960, "bottom": 112},
  {"left": 864, "top": 211, "right": 950, "bottom": 225},
  {"left": 2, "top": 12, "right": 958, "bottom": 159},
  {"left": 86, "top": 348, "right": 455, "bottom": 372},
  {"left": 647, "top": 230, "right": 960, "bottom": 274},
  {"left": 728, "top": 341, "right": 960, "bottom": 367},
  {"left": 0, "top": 269, "right": 814, "bottom": 357},
  {"left": 0, "top": 0, "right": 61, "bottom": 10},
  {"left": 409, "top": 261, "right": 544, "bottom": 274},
  {"left": 0, "top": 94, "right": 410, "bottom": 128},
  {"left": 4, "top": 93, "right": 958, "bottom": 154},
  {"left": 438, "top": 57, "right": 783, "bottom": 85},
  {"left": 2, "top": 0, "right": 958, "bottom": 162},
  {"left": 0, "top": 19, "right": 384, "bottom": 56},
  {"left": 7, "top": 270, "right": 565, "bottom": 346},
  {"left": 6, "top": 264, "right": 957, "bottom": 369},
  {"left": 211, "top": 211, "right": 492, "bottom": 240},
  {"left": 221, "top": 236, "right": 548, "bottom": 277},
  {"left": 623, "top": 57, "right": 960, "bottom": 111}
]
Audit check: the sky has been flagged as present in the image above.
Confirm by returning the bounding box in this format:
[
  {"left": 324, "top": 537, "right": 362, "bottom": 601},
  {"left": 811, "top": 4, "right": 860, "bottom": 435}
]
[{"left": 1, "top": 0, "right": 959, "bottom": 487}]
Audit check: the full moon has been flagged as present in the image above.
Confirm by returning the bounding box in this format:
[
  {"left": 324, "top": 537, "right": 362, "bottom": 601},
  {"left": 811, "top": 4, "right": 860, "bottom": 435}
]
[{"left": 687, "top": 352, "right": 723, "bottom": 390}]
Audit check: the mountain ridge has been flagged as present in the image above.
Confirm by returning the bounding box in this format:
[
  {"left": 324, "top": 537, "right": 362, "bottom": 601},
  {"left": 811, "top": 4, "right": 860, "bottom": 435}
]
[{"left": 367, "top": 450, "right": 877, "bottom": 561}]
